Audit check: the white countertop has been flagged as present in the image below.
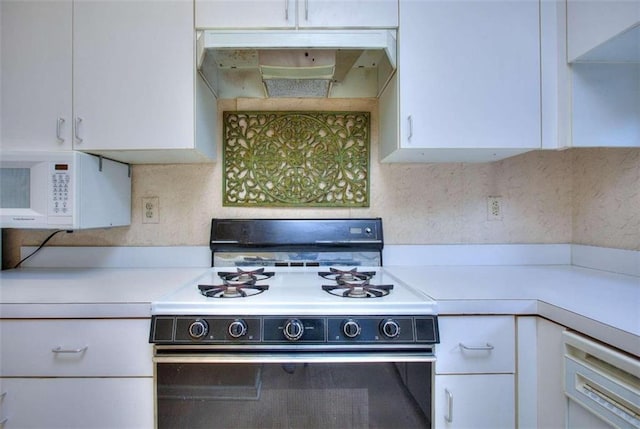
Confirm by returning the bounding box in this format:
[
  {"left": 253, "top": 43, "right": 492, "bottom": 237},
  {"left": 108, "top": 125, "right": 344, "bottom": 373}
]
[
  {"left": 1, "top": 262, "right": 638, "bottom": 356},
  {"left": 0, "top": 268, "right": 206, "bottom": 318},
  {"left": 385, "top": 265, "right": 639, "bottom": 356}
]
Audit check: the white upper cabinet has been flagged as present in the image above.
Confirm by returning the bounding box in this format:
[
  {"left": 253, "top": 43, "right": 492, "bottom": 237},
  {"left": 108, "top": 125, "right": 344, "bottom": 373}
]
[
  {"left": 567, "top": 0, "right": 640, "bottom": 63},
  {"left": 73, "top": 0, "right": 216, "bottom": 163},
  {"left": 380, "top": 0, "right": 542, "bottom": 163},
  {"left": 1, "top": 0, "right": 217, "bottom": 164},
  {"left": 571, "top": 63, "right": 640, "bottom": 147},
  {"left": 196, "top": 0, "right": 296, "bottom": 28},
  {"left": 1, "top": 1, "right": 73, "bottom": 151},
  {"left": 297, "top": 0, "right": 398, "bottom": 28},
  {"left": 196, "top": 0, "right": 398, "bottom": 29}
]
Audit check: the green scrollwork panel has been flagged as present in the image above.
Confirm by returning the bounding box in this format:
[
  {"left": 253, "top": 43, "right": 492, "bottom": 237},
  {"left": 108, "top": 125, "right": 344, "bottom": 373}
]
[{"left": 223, "top": 111, "right": 370, "bottom": 207}]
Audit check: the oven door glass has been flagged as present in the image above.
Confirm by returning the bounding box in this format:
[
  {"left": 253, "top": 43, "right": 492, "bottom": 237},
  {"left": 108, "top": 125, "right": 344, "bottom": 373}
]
[{"left": 155, "top": 356, "right": 433, "bottom": 429}]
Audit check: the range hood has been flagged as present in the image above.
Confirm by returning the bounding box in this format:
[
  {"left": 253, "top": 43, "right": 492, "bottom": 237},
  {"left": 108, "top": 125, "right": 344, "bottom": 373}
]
[{"left": 197, "top": 30, "right": 397, "bottom": 98}]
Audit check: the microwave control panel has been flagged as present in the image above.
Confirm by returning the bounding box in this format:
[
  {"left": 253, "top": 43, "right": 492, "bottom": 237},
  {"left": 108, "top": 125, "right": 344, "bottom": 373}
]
[{"left": 50, "top": 163, "right": 72, "bottom": 216}]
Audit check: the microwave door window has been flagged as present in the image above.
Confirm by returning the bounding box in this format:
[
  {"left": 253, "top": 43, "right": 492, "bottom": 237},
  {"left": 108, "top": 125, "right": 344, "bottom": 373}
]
[{"left": 0, "top": 168, "right": 30, "bottom": 208}]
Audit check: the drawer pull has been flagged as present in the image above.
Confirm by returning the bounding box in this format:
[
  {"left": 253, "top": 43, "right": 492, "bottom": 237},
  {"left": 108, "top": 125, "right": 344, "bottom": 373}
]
[
  {"left": 52, "top": 345, "right": 88, "bottom": 354},
  {"left": 459, "top": 342, "right": 494, "bottom": 351},
  {"left": 0, "top": 418, "right": 7, "bottom": 427}
]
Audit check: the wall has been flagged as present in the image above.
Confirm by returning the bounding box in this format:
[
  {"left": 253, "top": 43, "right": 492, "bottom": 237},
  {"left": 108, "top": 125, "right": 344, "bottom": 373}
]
[{"left": 2, "top": 99, "right": 639, "bottom": 268}]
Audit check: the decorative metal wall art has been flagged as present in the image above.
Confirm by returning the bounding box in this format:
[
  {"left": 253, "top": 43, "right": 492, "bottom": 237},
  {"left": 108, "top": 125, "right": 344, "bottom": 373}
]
[{"left": 223, "top": 111, "right": 370, "bottom": 207}]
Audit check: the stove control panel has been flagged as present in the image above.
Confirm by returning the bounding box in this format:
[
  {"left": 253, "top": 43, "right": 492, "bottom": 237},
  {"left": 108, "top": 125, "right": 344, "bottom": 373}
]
[{"left": 150, "top": 315, "right": 439, "bottom": 346}]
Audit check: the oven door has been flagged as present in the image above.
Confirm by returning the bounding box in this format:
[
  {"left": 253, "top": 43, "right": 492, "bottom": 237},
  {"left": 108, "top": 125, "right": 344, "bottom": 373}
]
[{"left": 154, "top": 351, "right": 435, "bottom": 429}]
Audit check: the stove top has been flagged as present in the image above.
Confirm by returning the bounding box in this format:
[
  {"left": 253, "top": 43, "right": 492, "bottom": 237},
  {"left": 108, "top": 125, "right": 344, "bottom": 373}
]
[
  {"left": 151, "top": 266, "right": 437, "bottom": 317},
  {"left": 150, "top": 218, "right": 439, "bottom": 349}
]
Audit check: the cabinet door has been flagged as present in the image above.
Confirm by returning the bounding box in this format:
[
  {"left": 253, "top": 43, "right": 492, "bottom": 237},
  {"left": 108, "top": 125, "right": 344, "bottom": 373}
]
[
  {"left": 397, "top": 0, "right": 541, "bottom": 152},
  {"left": 0, "top": 377, "right": 153, "bottom": 429},
  {"left": 0, "top": 0, "right": 73, "bottom": 150},
  {"left": 298, "top": 0, "right": 398, "bottom": 28},
  {"left": 73, "top": 0, "right": 194, "bottom": 152},
  {"left": 196, "top": 0, "right": 296, "bottom": 28},
  {"left": 434, "top": 374, "right": 515, "bottom": 429}
]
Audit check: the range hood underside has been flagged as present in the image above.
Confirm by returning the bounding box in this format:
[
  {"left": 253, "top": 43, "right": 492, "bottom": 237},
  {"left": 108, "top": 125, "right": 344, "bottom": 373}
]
[{"left": 197, "top": 30, "right": 397, "bottom": 99}]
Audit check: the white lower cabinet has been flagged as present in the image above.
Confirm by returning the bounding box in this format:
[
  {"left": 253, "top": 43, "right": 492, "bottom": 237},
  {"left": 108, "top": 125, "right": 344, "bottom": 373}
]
[
  {"left": 0, "top": 378, "right": 153, "bottom": 429},
  {"left": 434, "top": 316, "right": 516, "bottom": 429},
  {"left": 0, "top": 319, "right": 153, "bottom": 428},
  {"left": 434, "top": 373, "right": 515, "bottom": 429},
  {"left": 517, "top": 316, "right": 567, "bottom": 429}
]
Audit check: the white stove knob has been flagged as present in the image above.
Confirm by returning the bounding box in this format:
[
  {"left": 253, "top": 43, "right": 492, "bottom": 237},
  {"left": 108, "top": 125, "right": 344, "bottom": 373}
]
[
  {"left": 188, "top": 319, "right": 209, "bottom": 340},
  {"left": 380, "top": 319, "right": 401, "bottom": 339},
  {"left": 283, "top": 318, "right": 304, "bottom": 341},
  {"left": 228, "top": 319, "right": 248, "bottom": 338},
  {"left": 342, "top": 319, "right": 361, "bottom": 338}
]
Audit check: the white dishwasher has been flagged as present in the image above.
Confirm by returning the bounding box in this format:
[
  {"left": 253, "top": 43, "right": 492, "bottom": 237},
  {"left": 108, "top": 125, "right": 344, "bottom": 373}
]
[{"left": 563, "top": 331, "right": 640, "bottom": 429}]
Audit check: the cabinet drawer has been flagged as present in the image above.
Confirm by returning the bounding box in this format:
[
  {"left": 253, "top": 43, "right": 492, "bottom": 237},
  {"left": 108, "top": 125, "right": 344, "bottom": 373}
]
[
  {"left": 0, "top": 319, "right": 152, "bottom": 376},
  {"left": 435, "top": 316, "right": 515, "bottom": 374}
]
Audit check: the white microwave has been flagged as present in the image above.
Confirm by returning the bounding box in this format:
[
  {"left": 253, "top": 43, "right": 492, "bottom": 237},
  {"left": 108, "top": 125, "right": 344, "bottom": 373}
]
[{"left": 0, "top": 151, "right": 131, "bottom": 229}]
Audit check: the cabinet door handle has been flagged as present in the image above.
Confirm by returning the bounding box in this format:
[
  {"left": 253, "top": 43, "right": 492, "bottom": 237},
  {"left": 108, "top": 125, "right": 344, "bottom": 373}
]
[
  {"left": 56, "top": 117, "right": 65, "bottom": 142},
  {"left": 407, "top": 115, "right": 413, "bottom": 142},
  {"left": 305, "top": 0, "right": 309, "bottom": 20},
  {"left": 74, "top": 117, "right": 83, "bottom": 143},
  {"left": 0, "top": 418, "right": 7, "bottom": 428},
  {"left": 284, "top": 0, "right": 288, "bottom": 20},
  {"left": 445, "top": 388, "right": 453, "bottom": 423},
  {"left": 459, "top": 342, "right": 494, "bottom": 351},
  {"left": 52, "top": 345, "right": 88, "bottom": 354}
]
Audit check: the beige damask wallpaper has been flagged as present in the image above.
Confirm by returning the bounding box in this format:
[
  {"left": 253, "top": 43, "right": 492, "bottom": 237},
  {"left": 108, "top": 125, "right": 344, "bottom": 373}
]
[{"left": 3, "top": 98, "right": 639, "bottom": 268}]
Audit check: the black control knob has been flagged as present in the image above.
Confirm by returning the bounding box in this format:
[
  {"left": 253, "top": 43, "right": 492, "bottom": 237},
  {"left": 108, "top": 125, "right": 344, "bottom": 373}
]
[
  {"left": 283, "top": 318, "right": 304, "bottom": 341},
  {"left": 380, "top": 319, "right": 401, "bottom": 339},
  {"left": 228, "top": 319, "right": 248, "bottom": 338},
  {"left": 188, "top": 319, "right": 209, "bottom": 340},
  {"left": 342, "top": 319, "right": 362, "bottom": 339}
]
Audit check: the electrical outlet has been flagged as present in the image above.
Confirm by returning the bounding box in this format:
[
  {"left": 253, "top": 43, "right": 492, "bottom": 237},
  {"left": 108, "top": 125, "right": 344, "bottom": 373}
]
[
  {"left": 142, "top": 197, "right": 159, "bottom": 224},
  {"left": 487, "top": 196, "right": 503, "bottom": 221}
]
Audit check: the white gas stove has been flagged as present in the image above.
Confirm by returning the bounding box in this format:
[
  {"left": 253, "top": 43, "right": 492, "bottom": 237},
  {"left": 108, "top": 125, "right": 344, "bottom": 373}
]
[
  {"left": 150, "top": 219, "right": 439, "bottom": 429},
  {"left": 149, "top": 219, "right": 439, "bottom": 351}
]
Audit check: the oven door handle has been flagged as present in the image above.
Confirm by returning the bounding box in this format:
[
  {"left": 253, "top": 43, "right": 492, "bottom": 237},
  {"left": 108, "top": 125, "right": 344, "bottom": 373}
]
[{"left": 154, "top": 352, "right": 435, "bottom": 364}]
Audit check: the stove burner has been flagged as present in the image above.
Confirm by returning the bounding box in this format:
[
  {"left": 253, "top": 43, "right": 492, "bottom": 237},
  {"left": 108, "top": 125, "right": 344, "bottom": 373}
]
[
  {"left": 198, "top": 283, "right": 269, "bottom": 298},
  {"left": 318, "top": 267, "right": 376, "bottom": 285},
  {"left": 218, "top": 268, "right": 275, "bottom": 282},
  {"left": 322, "top": 283, "right": 393, "bottom": 298},
  {"left": 199, "top": 269, "right": 272, "bottom": 298},
  {"left": 320, "top": 268, "right": 392, "bottom": 298}
]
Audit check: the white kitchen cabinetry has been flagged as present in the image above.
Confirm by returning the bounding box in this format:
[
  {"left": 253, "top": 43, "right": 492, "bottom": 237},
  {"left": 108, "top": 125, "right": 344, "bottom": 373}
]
[
  {"left": 1, "top": 0, "right": 217, "bottom": 164},
  {"left": 571, "top": 63, "right": 639, "bottom": 147},
  {"left": 0, "top": 319, "right": 153, "bottom": 428},
  {"left": 73, "top": 0, "right": 216, "bottom": 163},
  {"left": 565, "top": 0, "right": 639, "bottom": 148},
  {"left": 0, "top": 0, "right": 73, "bottom": 151},
  {"left": 433, "top": 316, "right": 515, "bottom": 429},
  {"left": 195, "top": 0, "right": 398, "bottom": 29},
  {"left": 517, "top": 316, "right": 566, "bottom": 429},
  {"left": 567, "top": 0, "right": 640, "bottom": 63},
  {"left": 380, "top": 0, "right": 541, "bottom": 162},
  {"left": 0, "top": 378, "right": 153, "bottom": 429}
]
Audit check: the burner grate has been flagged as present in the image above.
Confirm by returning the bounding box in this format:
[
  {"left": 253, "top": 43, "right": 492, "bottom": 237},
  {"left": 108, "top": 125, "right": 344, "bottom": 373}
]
[
  {"left": 320, "top": 268, "right": 393, "bottom": 298},
  {"left": 198, "top": 268, "right": 272, "bottom": 298},
  {"left": 321, "top": 283, "right": 393, "bottom": 298},
  {"left": 318, "top": 267, "right": 376, "bottom": 284}
]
